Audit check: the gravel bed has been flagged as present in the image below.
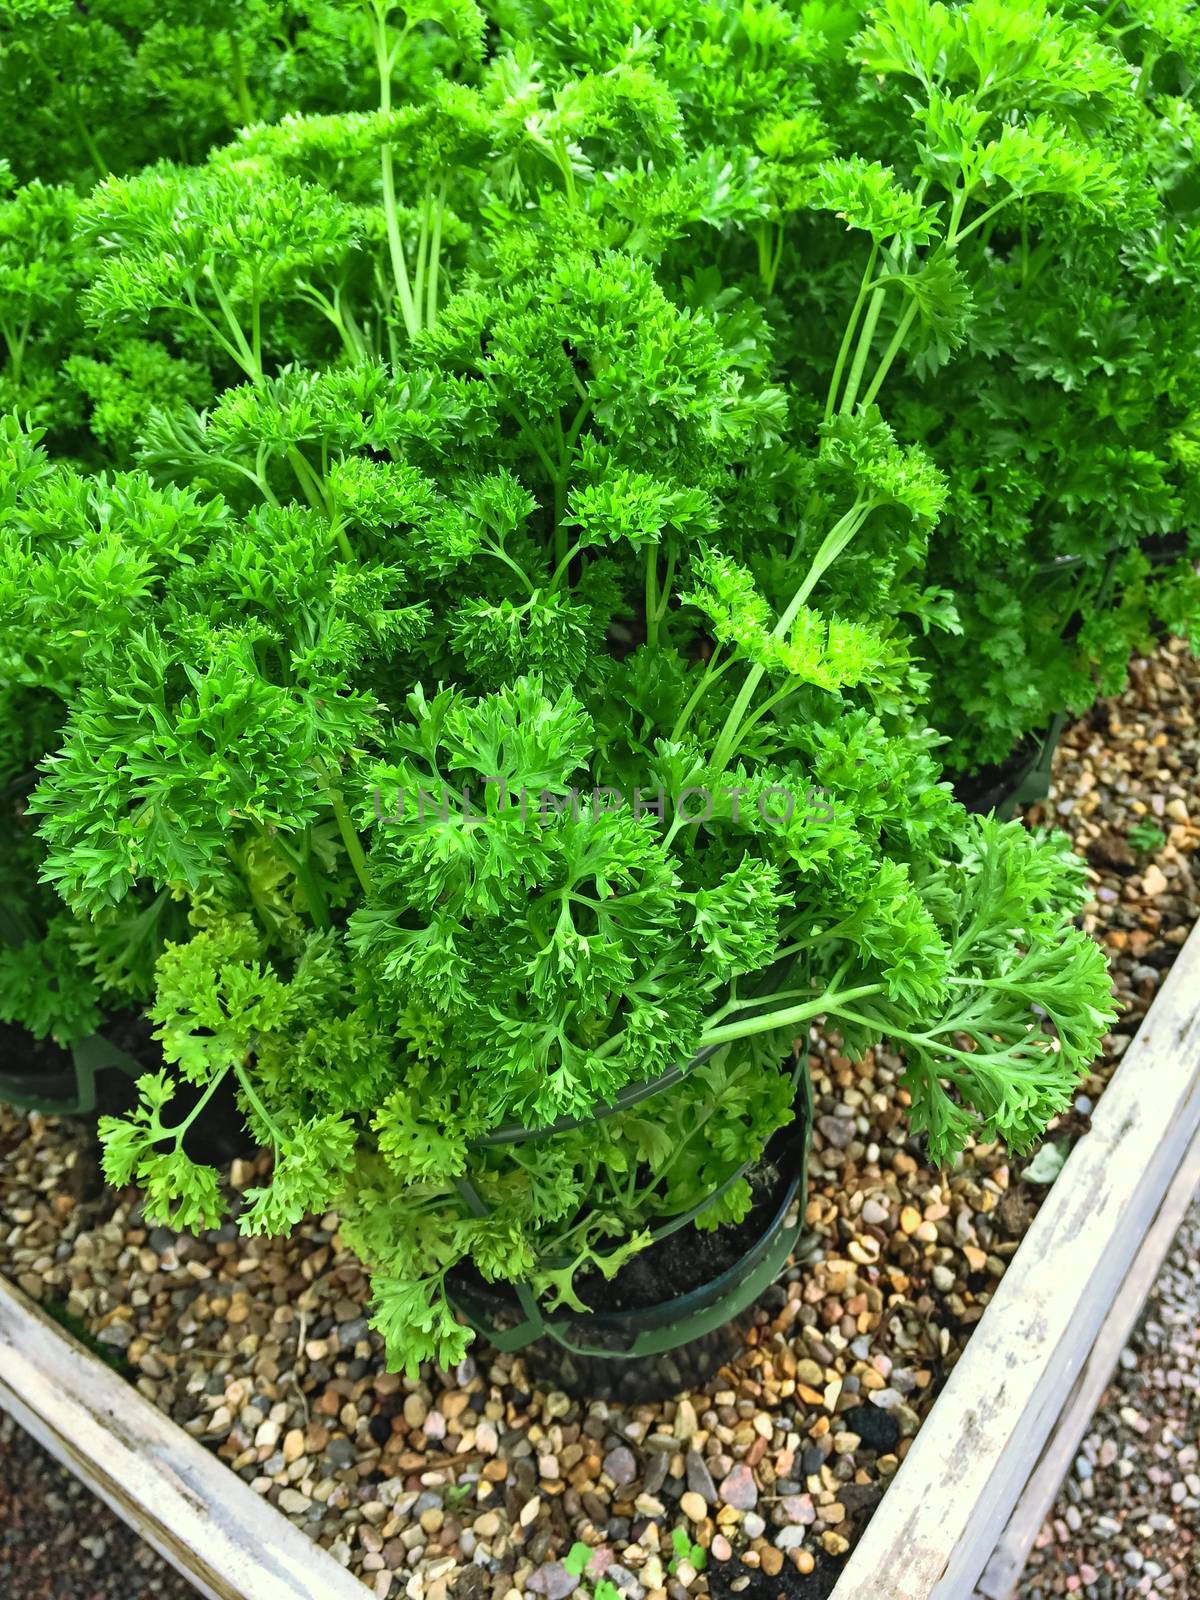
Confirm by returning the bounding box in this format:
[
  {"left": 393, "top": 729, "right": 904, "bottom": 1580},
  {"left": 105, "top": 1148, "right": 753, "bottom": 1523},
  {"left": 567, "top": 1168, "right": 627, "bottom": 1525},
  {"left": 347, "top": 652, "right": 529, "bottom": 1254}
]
[
  {"left": 0, "top": 1409, "right": 196, "bottom": 1600},
  {"left": 0, "top": 636, "right": 1197, "bottom": 1600},
  {"left": 1018, "top": 1192, "right": 1200, "bottom": 1599}
]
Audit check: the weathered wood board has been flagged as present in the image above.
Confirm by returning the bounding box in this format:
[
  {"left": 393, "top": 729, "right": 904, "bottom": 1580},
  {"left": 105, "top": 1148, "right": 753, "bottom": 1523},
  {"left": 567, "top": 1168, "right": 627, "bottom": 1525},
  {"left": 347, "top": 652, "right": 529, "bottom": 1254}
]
[
  {"left": 975, "top": 1110, "right": 1200, "bottom": 1599},
  {"left": 0, "top": 1280, "right": 365, "bottom": 1600},
  {"left": 830, "top": 918, "right": 1200, "bottom": 1600}
]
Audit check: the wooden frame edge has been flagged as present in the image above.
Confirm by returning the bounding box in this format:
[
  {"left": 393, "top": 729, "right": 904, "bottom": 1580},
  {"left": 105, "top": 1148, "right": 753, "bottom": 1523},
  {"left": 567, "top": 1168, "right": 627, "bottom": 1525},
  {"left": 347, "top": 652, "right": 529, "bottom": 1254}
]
[
  {"left": 829, "top": 919, "right": 1200, "bottom": 1600},
  {"left": 0, "top": 1279, "right": 365, "bottom": 1600},
  {"left": 974, "top": 1110, "right": 1200, "bottom": 1598}
]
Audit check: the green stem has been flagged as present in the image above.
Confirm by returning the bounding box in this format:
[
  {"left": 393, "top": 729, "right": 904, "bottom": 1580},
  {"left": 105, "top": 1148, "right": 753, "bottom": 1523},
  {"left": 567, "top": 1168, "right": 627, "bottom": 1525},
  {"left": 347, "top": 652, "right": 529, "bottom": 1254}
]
[
  {"left": 270, "top": 830, "right": 332, "bottom": 930},
  {"left": 185, "top": 292, "right": 257, "bottom": 382},
  {"left": 320, "top": 768, "right": 373, "bottom": 897},
  {"left": 952, "top": 192, "right": 1017, "bottom": 246},
  {"left": 233, "top": 1061, "right": 288, "bottom": 1147},
  {"left": 496, "top": 397, "right": 559, "bottom": 483},
  {"left": 728, "top": 681, "right": 802, "bottom": 750},
  {"left": 1, "top": 320, "right": 27, "bottom": 387},
  {"left": 832, "top": 1007, "right": 969, "bottom": 1060},
  {"left": 329, "top": 517, "right": 355, "bottom": 564},
  {"left": 296, "top": 284, "right": 367, "bottom": 361},
  {"left": 555, "top": 137, "right": 578, "bottom": 205},
  {"left": 413, "top": 184, "right": 431, "bottom": 322},
  {"left": 670, "top": 648, "right": 730, "bottom": 742},
  {"left": 227, "top": 840, "right": 281, "bottom": 938},
  {"left": 338, "top": 292, "right": 371, "bottom": 361},
  {"left": 839, "top": 279, "right": 886, "bottom": 416},
  {"left": 825, "top": 242, "right": 879, "bottom": 422},
  {"left": 250, "top": 289, "right": 263, "bottom": 379},
  {"left": 228, "top": 32, "right": 256, "bottom": 125},
  {"left": 857, "top": 300, "right": 919, "bottom": 413},
  {"left": 286, "top": 446, "right": 330, "bottom": 514},
  {"left": 171, "top": 1068, "right": 231, "bottom": 1147},
  {"left": 370, "top": 8, "right": 419, "bottom": 340},
  {"left": 485, "top": 541, "right": 537, "bottom": 594},
  {"left": 942, "top": 184, "right": 972, "bottom": 250},
  {"left": 426, "top": 178, "right": 446, "bottom": 328},
  {"left": 708, "top": 500, "right": 869, "bottom": 774},
  {"left": 548, "top": 539, "right": 586, "bottom": 592},
  {"left": 202, "top": 270, "right": 260, "bottom": 379},
  {"left": 698, "top": 984, "right": 885, "bottom": 1048},
  {"left": 707, "top": 988, "right": 816, "bottom": 1022},
  {"left": 754, "top": 221, "right": 786, "bottom": 295},
  {"left": 655, "top": 539, "right": 677, "bottom": 625},
  {"left": 645, "top": 544, "right": 659, "bottom": 647},
  {"left": 771, "top": 916, "right": 860, "bottom": 960},
  {"left": 67, "top": 96, "right": 108, "bottom": 180}
]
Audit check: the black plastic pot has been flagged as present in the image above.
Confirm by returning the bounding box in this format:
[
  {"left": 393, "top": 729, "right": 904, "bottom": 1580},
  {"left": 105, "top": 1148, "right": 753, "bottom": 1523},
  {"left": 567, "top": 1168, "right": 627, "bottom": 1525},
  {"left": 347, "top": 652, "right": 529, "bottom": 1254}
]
[
  {"left": 0, "top": 1019, "right": 255, "bottom": 1164},
  {"left": 952, "top": 710, "right": 1068, "bottom": 820},
  {"left": 0, "top": 1025, "right": 145, "bottom": 1118},
  {"left": 447, "top": 1068, "right": 813, "bottom": 1403}
]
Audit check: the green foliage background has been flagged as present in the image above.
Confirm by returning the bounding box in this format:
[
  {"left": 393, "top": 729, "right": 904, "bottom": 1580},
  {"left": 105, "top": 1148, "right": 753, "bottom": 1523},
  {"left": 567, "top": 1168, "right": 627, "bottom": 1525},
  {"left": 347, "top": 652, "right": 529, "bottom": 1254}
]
[{"left": 4, "top": 0, "right": 1187, "bottom": 1368}]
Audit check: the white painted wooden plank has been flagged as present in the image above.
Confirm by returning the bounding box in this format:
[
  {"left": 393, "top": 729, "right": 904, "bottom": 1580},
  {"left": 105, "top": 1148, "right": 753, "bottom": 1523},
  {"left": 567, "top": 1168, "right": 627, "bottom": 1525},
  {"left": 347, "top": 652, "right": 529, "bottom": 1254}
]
[
  {"left": 974, "top": 1112, "right": 1200, "bottom": 1599},
  {"left": 830, "top": 918, "right": 1200, "bottom": 1600},
  {"left": 0, "top": 1278, "right": 365, "bottom": 1600}
]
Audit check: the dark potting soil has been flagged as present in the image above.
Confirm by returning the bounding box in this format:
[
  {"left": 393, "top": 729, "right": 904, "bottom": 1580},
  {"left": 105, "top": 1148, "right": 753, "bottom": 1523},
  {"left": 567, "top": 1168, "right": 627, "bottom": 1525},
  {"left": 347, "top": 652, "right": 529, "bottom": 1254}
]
[
  {"left": 837, "top": 1402, "right": 900, "bottom": 1453},
  {"left": 950, "top": 731, "right": 1041, "bottom": 816},
  {"left": 0, "top": 1020, "right": 74, "bottom": 1080},
  {"left": 570, "top": 1153, "right": 791, "bottom": 1313},
  {"left": 450, "top": 1106, "right": 804, "bottom": 1320},
  {"left": 0, "top": 1010, "right": 157, "bottom": 1103},
  {"left": 0, "top": 1011, "right": 256, "bottom": 1166},
  {"left": 708, "top": 1549, "right": 846, "bottom": 1600}
]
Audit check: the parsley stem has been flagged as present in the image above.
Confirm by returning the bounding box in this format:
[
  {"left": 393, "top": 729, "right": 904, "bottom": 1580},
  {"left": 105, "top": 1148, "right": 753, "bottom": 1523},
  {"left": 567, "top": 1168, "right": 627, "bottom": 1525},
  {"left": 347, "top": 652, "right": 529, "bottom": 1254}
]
[
  {"left": 773, "top": 917, "right": 859, "bottom": 959},
  {"left": 380, "top": 150, "right": 419, "bottom": 336},
  {"left": 564, "top": 396, "right": 592, "bottom": 453},
  {"left": 227, "top": 33, "right": 256, "bottom": 125},
  {"left": 187, "top": 300, "right": 254, "bottom": 381},
  {"left": 548, "top": 539, "right": 585, "bottom": 591},
  {"left": 320, "top": 767, "right": 373, "bottom": 897},
  {"left": 857, "top": 300, "right": 918, "bottom": 413},
  {"left": 0, "top": 319, "right": 26, "bottom": 387},
  {"left": 756, "top": 221, "right": 786, "bottom": 295},
  {"left": 831, "top": 1007, "right": 981, "bottom": 1062},
  {"left": 483, "top": 540, "right": 536, "bottom": 593},
  {"left": 670, "top": 646, "right": 729, "bottom": 741},
  {"left": 839, "top": 279, "right": 886, "bottom": 415},
  {"left": 698, "top": 983, "right": 885, "bottom": 1047},
  {"left": 370, "top": 7, "right": 420, "bottom": 340},
  {"left": 67, "top": 97, "right": 108, "bottom": 181},
  {"left": 496, "top": 397, "right": 558, "bottom": 482},
  {"left": 730, "top": 681, "right": 801, "bottom": 749},
  {"left": 645, "top": 544, "right": 659, "bottom": 646},
  {"left": 270, "top": 831, "right": 332, "bottom": 929},
  {"left": 657, "top": 539, "right": 677, "bottom": 623},
  {"left": 824, "top": 241, "right": 879, "bottom": 422},
  {"left": 712, "top": 987, "right": 821, "bottom": 1017},
  {"left": 414, "top": 185, "right": 431, "bottom": 322},
  {"left": 953, "top": 192, "right": 1017, "bottom": 246},
  {"left": 707, "top": 499, "right": 869, "bottom": 775},
  {"left": 426, "top": 178, "right": 446, "bottom": 327},
  {"left": 250, "top": 288, "right": 263, "bottom": 378},
  {"left": 226, "top": 840, "right": 282, "bottom": 938},
  {"left": 329, "top": 517, "right": 354, "bottom": 564},
  {"left": 203, "top": 268, "right": 260, "bottom": 380},
  {"left": 286, "top": 446, "right": 330, "bottom": 515},
  {"left": 337, "top": 291, "right": 369, "bottom": 360},
  {"left": 233, "top": 1061, "right": 288, "bottom": 1147},
  {"left": 171, "top": 1068, "right": 231, "bottom": 1147}
]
